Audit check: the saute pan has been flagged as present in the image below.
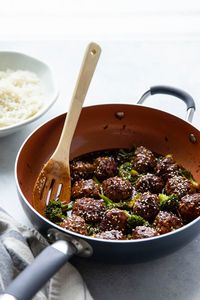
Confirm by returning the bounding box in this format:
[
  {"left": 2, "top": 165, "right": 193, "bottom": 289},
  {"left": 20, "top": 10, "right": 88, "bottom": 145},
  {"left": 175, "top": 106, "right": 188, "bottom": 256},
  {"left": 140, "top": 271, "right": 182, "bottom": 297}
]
[{"left": 2, "top": 86, "right": 200, "bottom": 300}]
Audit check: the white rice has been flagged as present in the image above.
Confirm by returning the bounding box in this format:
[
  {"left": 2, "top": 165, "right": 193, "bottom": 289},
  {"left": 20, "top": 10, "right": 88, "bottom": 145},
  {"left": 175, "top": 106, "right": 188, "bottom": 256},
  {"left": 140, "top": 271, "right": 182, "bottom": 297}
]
[{"left": 0, "top": 69, "right": 45, "bottom": 128}]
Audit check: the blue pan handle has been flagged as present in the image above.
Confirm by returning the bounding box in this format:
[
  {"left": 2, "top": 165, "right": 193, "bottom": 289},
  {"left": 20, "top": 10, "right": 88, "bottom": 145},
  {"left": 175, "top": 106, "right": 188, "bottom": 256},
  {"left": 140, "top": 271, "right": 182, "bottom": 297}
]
[
  {"left": 0, "top": 240, "right": 76, "bottom": 300},
  {"left": 138, "top": 85, "right": 196, "bottom": 123}
]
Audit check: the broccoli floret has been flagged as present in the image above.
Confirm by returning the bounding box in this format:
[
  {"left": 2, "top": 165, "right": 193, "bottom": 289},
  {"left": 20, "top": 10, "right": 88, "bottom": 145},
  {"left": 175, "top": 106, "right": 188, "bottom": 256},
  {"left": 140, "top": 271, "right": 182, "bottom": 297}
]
[
  {"left": 159, "top": 193, "right": 179, "bottom": 213},
  {"left": 116, "top": 148, "right": 135, "bottom": 164},
  {"left": 127, "top": 214, "right": 149, "bottom": 228},
  {"left": 92, "top": 175, "right": 101, "bottom": 185},
  {"left": 87, "top": 223, "right": 100, "bottom": 236},
  {"left": 118, "top": 162, "right": 132, "bottom": 180},
  {"left": 127, "top": 193, "right": 142, "bottom": 208},
  {"left": 99, "top": 193, "right": 130, "bottom": 210},
  {"left": 118, "top": 162, "right": 139, "bottom": 183},
  {"left": 45, "top": 199, "right": 72, "bottom": 223},
  {"left": 113, "top": 202, "right": 131, "bottom": 210},
  {"left": 99, "top": 193, "right": 113, "bottom": 206},
  {"left": 179, "top": 168, "right": 199, "bottom": 189}
]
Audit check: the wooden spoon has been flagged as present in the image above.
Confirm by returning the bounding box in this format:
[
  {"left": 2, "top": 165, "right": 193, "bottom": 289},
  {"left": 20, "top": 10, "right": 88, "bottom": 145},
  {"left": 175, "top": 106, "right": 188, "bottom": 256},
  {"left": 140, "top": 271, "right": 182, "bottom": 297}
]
[{"left": 32, "top": 42, "right": 101, "bottom": 215}]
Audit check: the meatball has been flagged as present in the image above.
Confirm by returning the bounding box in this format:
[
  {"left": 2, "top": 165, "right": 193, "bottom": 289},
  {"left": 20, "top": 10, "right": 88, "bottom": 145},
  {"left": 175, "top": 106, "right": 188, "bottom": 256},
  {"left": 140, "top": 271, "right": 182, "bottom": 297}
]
[
  {"left": 155, "top": 156, "right": 179, "bottom": 182},
  {"left": 60, "top": 215, "right": 88, "bottom": 235},
  {"left": 165, "top": 175, "right": 195, "bottom": 198},
  {"left": 132, "top": 146, "right": 156, "bottom": 173},
  {"left": 71, "top": 179, "right": 100, "bottom": 199},
  {"left": 102, "top": 176, "right": 132, "bottom": 202},
  {"left": 100, "top": 208, "right": 128, "bottom": 232},
  {"left": 133, "top": 192, "right": 160, "bottom": 222},
  {"left": 70, "top": 160, "right": 95, "bottom": 181},
  {"left": 132, "top": 226, "right": 159, "bottom": 239},
  {"left": 95, "top": 230, "right": 124, "bottom": 240},
  {"left": 135, "top": 173, "right": 164, "bottom": 194},
  {"left": 153, "top": 211, "right": 183, "bottom": 234},
  {"left": 179, "top": 193, "right": 200, "bottom": 223},
  {"left": 94, "top": 156, "right": 117, "bottom": 180},
  {"left": 72, "top": 197, "right": 105, "bottom": 223}
]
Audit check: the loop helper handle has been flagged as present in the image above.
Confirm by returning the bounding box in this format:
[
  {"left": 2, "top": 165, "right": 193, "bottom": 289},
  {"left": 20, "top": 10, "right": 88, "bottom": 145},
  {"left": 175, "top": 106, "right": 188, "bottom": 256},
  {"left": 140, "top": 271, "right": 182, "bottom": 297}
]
[{"left": 138, "top": 85, "right": 196, "bottom": 123}]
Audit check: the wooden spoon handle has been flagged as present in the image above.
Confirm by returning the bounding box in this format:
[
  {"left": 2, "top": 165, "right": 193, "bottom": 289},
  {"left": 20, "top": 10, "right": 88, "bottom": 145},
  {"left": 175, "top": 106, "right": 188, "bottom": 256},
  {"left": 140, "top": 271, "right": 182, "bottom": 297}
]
[{"left": 53, "top": 42, "right": 101, "bottom": 161}]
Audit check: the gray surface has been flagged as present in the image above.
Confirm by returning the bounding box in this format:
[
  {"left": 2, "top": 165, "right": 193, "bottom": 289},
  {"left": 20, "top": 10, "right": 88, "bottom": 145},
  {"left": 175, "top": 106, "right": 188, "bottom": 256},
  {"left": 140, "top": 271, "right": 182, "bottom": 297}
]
[
  {"left": 73, "top": 239, "right": 200, "bottom": 300},
  {"left": 1, "top": 40, "right": 200, "bottom": 300}
]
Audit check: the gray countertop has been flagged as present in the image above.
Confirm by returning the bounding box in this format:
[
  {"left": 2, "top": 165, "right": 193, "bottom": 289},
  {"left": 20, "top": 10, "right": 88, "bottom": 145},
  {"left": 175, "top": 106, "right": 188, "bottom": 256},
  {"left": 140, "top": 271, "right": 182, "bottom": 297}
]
[{"left": 1, "top": 40, "right": 200, "bottom": 300}]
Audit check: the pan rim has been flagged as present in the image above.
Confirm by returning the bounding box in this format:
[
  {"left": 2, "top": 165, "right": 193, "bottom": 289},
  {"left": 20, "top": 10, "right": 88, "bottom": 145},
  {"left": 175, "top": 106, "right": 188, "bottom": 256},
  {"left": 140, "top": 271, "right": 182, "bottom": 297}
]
[{"left": 15, "top": 103, "right": 200, "bottom": 244}]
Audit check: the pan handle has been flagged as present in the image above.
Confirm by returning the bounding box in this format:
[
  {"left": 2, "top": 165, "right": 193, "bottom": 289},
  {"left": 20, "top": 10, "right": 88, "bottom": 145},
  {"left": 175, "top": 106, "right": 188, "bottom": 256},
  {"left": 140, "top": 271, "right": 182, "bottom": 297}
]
[
  {"left": 138, "top": 85, "right": 196, "bottom": 123},
  {"left": 0, "top": 240, "right": 76, "bottom": 300}
]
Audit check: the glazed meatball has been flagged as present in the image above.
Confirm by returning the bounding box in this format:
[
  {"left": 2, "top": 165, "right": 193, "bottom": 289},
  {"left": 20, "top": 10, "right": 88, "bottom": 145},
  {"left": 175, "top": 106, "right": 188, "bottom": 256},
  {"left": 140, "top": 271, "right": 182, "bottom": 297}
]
[
  {"left": 102, "top": 176, "right": 132, "bottom": 202},
  {"left": 95, "top": 230, "right": 124, "bottom": 240},
  {"left": 133, "top": 192, "right": 160, "bottom": 222},
  {"left": 135, "top": 173, "right": 164, "bottom": 194},
  {"left": 132, "top": 146, "right": 156, "bottom": 173},
  {"left": 155, "top": 156, "right": 179, "bottom": 182},
  {"left": 153, "top": 211, "right": 183, "bottom": 234},
  {"left": 100, "top": 208, "right": 128, "bottom": 232},
  {"left": 70, "top": 160, "right": 95, "bottom": 181},
  {"left": 165, "top": 175, "right": 195, "bottom": 198},
  {"left": 71, "top": 179, "right": 100, "bottom": 199},
  {"left": 72, "top": 197, "right": 105, "bottom": 223},
  {"left": 60, "top": 215, "right": 88, "bottom": 235},
  {"left": 132, "top": 226, "right": 159, "bottom": 239},
  {"left": 179, "top": 193, "right": 200, "bottom": 223},
  {"left": 94, "top": 156, "right": 117, "bottom": 180}
]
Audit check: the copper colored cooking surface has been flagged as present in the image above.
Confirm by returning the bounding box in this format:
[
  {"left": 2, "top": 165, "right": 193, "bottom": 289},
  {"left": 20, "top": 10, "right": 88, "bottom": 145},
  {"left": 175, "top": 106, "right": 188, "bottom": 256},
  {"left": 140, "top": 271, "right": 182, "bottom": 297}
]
[{"left": 16, "top": 104, "right": 200, "bottom": 208}]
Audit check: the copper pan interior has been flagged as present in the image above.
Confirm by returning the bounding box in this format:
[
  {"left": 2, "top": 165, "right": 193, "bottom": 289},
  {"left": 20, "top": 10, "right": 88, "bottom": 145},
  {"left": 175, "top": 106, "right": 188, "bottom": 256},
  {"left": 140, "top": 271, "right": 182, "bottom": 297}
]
[{"left": 16, "top": 104, "right": 200, "bottom": 207}]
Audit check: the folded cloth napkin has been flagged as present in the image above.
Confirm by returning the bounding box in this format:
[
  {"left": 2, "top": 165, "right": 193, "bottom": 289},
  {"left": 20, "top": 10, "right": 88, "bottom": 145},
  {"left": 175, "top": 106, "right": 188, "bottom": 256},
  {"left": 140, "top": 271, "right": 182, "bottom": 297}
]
[{"left": 0, "top": 208, "right": 93, "bottom": 300}]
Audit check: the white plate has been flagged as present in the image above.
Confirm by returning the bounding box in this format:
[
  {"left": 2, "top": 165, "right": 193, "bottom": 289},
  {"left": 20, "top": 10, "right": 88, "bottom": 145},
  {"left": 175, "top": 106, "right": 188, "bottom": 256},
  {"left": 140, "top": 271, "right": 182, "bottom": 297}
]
[{"left": 0, "top": 51, "right": 59, "bottom": 137}]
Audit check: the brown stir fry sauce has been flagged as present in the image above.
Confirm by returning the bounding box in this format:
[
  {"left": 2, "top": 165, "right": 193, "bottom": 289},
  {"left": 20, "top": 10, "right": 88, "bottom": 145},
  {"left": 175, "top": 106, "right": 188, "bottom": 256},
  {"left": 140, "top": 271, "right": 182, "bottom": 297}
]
[{"left": 45, "top": 146, "right": 200, "bottom": 240}]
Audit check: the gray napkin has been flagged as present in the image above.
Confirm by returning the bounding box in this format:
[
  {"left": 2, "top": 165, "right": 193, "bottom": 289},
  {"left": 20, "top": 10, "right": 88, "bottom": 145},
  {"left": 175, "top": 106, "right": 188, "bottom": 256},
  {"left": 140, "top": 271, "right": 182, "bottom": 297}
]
[{"left": 0, "top": 208, "right": 93, "bottom": 300}]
